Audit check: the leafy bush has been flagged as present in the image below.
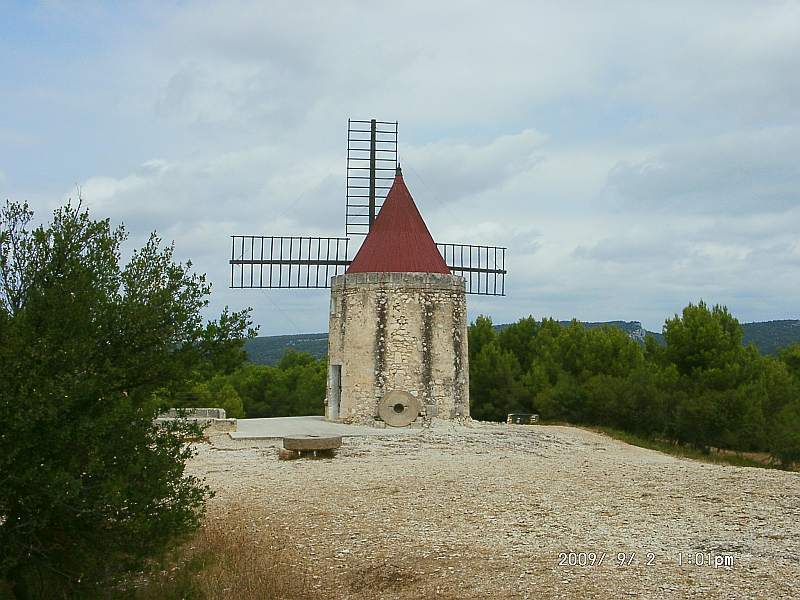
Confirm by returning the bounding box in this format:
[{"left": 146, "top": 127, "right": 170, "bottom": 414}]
[{"left": 0, "top": 201, "right": 252, "bottom": 596}]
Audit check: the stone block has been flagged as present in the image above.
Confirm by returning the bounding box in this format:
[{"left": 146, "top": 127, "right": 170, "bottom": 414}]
[
  {"left": 283, "top": 435, "right": 343, "bottom": 452},
  {"left": 279, "top": 448, "right": 300, "bottom": 460}
]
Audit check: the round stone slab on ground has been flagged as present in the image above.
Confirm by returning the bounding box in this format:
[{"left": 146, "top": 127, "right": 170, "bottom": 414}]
[{"left": 283, "top": 435, "right": 342, "bottom": 452}]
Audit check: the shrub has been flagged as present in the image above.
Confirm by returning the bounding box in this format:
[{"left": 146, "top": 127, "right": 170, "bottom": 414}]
[{"left": 0, "top": 200, "right": 252, "bottom": 595}]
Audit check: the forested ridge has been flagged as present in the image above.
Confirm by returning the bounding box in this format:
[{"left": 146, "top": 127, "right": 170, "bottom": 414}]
[{"left": 244, "top": 319, "right": 800, "bottom": 364}]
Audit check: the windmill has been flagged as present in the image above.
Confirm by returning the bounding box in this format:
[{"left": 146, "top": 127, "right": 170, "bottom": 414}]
[{"left": 230, "top": 118, "right": 507, "bottom": 426}]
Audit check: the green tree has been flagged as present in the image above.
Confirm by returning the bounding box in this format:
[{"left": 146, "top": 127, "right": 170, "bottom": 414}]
[
  {"left": 673, "top": 390, "right": 723, "bottom": 450},
  {"left": 184, "top": 375, "right": 246, "bottom": 418},
  {"left": 469, "top": 340, "right": 525, "bottom": 421},
  {"left": 520, "top": 362, "right": 551, "bottom": 413},
  {"left": 271, "top": 350, "right": 327, "bottom": 416},
  {"left": 583, "top": 373, "right": 627, "bottom": 426},
  {"left": 583, "top": 326, "right": 643, "bottom": 379},
  {"left": 663, "top": 302, "right": 744, "bottom": 375},
  {"left": 467, "top": 307, "right": 797, "bottom": 465},
  {"left": 778, "top": 344, "right": 800, "bottom": 380},
  {"left": 468, "top": 315, "right": 496, "bottom": 364},
  {"left": 553, "top": 320, "right": 591, "bottom": 379},
  {"left": 227, "top": 363, "right": 276, "bottom": 416},
  {"left": 497, "top": 316, "right": 539, "bottom": 371},
  {"left": 643, "top": 333, "right": 667, "bottom": 365},
  {"left": 619, "top": 363, "right": 677, "bottom": 436},
  {"left": 535, "top": 372, "right": 585, "bottom": 422},
  {"left": 225, "top": 351, "right": 326, "bottom": 418},
  {"left": 769, "top": 400, "right": 800, "bottom": 467},
  {"left": 0, "top": 200, "right": 252, "bottom": 596},
  {"left": 761, "top": 358, "right": 798, "bottom": 421}
]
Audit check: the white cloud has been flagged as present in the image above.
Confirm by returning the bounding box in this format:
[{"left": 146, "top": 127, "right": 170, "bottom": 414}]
[
  {"left": 4, "top": 0, "right": 800, "bottom": 333},
  {"left": 403, "top": 129, "right": 547, "bottom": 205},
  {"left": 606, "top": 127, "right": 800, "bottom": 214}
]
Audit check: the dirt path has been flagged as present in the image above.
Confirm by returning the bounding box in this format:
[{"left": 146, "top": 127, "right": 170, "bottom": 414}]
[{"left": 189, "top": 423, "right": 800, "bottom": 599}]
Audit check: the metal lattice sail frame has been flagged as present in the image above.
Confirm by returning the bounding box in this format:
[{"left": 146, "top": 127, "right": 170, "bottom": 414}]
[
  {"left": 437, "top": 243, "right": 506, "bottom": 296},
  {"left": 230, "top": 236, "right": 350, "bottom": 289},
  {"left": 229, "top": 118, "right": 507, "bottom": 296},
  {"left": 230, "top": 236, "right": 506, "bottom": 294},
  {"left": 346, "top": 119, "right": 398, "bottom": 236}
]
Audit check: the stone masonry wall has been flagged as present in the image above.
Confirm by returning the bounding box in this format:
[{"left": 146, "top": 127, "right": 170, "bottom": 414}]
[{"left": 326, "top": 272, "right": 469, "bottom": 425}]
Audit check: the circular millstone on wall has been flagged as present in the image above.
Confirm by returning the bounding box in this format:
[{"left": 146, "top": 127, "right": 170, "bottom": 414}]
[{"left": 378, "top": 390, "right": 421, "bottom": 427}]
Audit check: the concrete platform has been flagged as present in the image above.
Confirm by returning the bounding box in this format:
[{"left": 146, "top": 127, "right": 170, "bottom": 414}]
[{"left": 229, "top": 416, "right": 420, "bottom": 440}]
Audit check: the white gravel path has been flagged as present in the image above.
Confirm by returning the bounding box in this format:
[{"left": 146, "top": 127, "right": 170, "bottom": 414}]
[{"left": 189, "top": 422, "right": 800, "bottom": 599}]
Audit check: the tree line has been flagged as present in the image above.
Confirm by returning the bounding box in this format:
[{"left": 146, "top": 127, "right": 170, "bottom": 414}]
[
  {"left": 174, "top": 300, "right": 800, "bottom": 471},
  {"left": 171, "top": 349, "right": 326, "bottom": 419},
  {"left": 469, "top": 305, "right": 800, "bottom": 467}
]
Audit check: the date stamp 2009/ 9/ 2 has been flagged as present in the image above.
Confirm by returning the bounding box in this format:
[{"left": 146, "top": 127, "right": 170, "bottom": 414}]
[
  {"left": 557, "top": 552, "right": 736, "bottom": 569},
  {"left": 557, "top": 552, "right": 656, "bottom": 567}
]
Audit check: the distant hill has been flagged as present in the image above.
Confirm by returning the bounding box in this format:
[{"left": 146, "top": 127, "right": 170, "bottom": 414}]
[
  {"left": 244, "top": 319, "right": 800, "bottom": 365},
  {"left": 741, "top": 320, "right": 800, "bottom": 355},
  {"left": 592, "top": 319, "right": 800, "bottom": 354},
  {"left": 244, "top": 333, "right": 328, "bottom": 365}
]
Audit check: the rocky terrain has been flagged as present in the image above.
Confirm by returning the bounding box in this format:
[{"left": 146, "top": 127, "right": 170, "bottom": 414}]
[{"left": 189, "top": 423, "right": 800, "bottom": 599}]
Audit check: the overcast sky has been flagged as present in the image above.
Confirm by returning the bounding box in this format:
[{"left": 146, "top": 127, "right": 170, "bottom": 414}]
[{"left": 2, "top": 1, "right": 799, "bottom": 335}]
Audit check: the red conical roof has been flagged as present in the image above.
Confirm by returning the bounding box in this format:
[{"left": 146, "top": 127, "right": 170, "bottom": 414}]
[{"left": 346, "top": 169, "right": 450, "bottom": 274}]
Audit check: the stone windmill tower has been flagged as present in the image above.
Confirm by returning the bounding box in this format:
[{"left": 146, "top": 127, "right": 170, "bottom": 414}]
[
  {"left": 327, "top": 165, "right": 468, "bottom": 426},
  {"left": 230, "top": 119, "right": 506, "bottom": 427}
]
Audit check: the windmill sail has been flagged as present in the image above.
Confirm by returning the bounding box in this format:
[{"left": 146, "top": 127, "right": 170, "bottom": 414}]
[
  {"left": 230, "top": 236, "right": 350, "bottom": 289},
  {"left": 228, "top": 118, "right": 507, "bottom": 295},
  {"left": 437, "top": 243, "right": 506, "bottom": 296},
  {"left": 230, "top": 237, "right": 505, "bottom": 294},
  {"left": 346, "top": 119, "right": 398, "bottom": 236}
]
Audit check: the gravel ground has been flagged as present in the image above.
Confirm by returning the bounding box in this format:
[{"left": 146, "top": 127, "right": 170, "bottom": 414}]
[{"left": 189, "top": 422, "right": 800, "bottom": 599}]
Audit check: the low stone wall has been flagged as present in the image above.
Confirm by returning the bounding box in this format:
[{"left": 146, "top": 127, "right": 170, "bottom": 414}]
[
  {"left": 155, "top": 408, "right": 237, "bottom": 433},
  {"left": 159, "top": 407, "right": 228, "bottom": 419}
]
